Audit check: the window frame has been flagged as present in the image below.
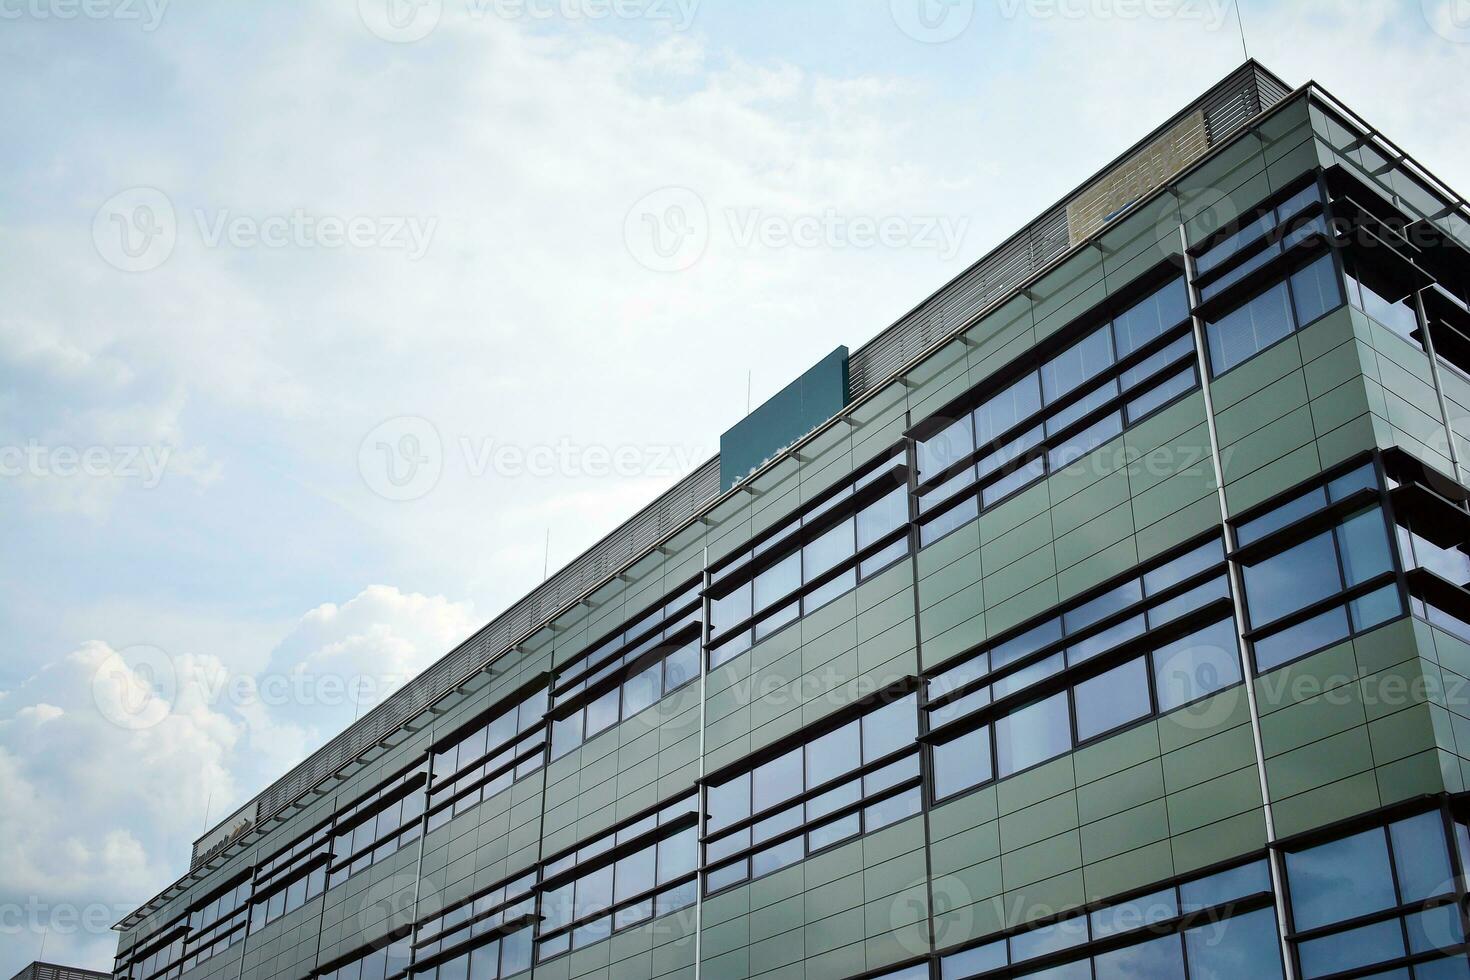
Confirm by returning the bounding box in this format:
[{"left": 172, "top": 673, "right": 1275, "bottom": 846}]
[
  {"left": 704, "top": 454, "right": 913, "bottom": 664},
  {"left": 700, "top": 687, "right": 924, "bottom": 897},
  {"left": 1231, "top": 456, "right": 1409, "bottom": 675},
  {"left": 1276, "top": 802, "right": 1470, "bottom": 980},
  {"left": 531, "top": 794, "right": 701, "bottom": 963},
  {"left": 921, "top": 533, "right": 1243, "bottom": 803},
  {"left": 908, "top": 270, "right": 1200, "bottom": 550}
]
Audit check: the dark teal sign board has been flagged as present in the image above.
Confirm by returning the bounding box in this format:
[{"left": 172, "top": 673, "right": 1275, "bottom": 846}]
[{"left": 720, "top": 347, "right": 851, "bottom": 493}]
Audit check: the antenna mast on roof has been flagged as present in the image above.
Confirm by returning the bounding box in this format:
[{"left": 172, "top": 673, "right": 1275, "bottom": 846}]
[{"left": 1234, "top": 1, "right": 1250, "bottom": 60}]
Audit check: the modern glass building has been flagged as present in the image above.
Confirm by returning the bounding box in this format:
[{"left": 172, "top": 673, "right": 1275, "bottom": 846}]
[{"left": 113, "top": 62, "right": 1470, "bottom": 980}]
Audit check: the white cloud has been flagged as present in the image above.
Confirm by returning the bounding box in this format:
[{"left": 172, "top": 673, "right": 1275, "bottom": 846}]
[
  {"left": 0, "top": 643, "right": 239, "bottom": 968},
  {"left": 263, "top": 585, "right": 478, "bottom": 739},
  {"left": 0, "top": 585, "right": 477, "bottom": 970}
]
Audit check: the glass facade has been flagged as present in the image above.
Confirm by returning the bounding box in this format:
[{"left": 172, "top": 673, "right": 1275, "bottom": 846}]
[{"left": 115, "top": 84, "right": 1470, "bottom": 980}]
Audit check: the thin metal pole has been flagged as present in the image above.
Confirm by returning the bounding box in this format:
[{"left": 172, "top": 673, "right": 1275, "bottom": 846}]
[{"left": 1178, "top": 220, "right": 1298, "bottom": 980}]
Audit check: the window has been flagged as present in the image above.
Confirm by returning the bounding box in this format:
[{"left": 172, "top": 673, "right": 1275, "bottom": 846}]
[
  {"left": 1284, "top": 811, "right": 1466, "bottom": 980},
  {"left": 939, "top": 859, "right": 1281, "bottom": 979},
  {"left": 1205, "top": 254, "right": 1343, "bottom": 375},
  {"left": 1194, "top": 182, "right": 1322, "bottom": 278},
  {"left": 249, "top": 827, "right": 331, "bottom": 933},
  {"left": 994, "top": 691, "right": 1071, "bottom": 778},
  {"left": 1345, "top": 248, "right": 1423, "bottom": 344},
  {"left": 316, "top": 939, "right": 412, "bottom": 980},
  {"left": 326, "top": 763, "right": 428, "bottom": 890},
  {"left": 1207, "top": 280, "right": 1294, "bottom": 374},
  {"left": 178, "top": 877, "right": 252, "bottom": 972},
  {"left": 927, "top": 540, "right": 1240, "bottom": 796},
  {"left": 975, "top": 374, "right": 1044, "bottom": 448},
  {"left": 552, "top": 580, "right": 701, "bottom": 705},
  {"left": 1240, "top": 489, "right": 1403, "bottom": 672},
  {"left": 427, "top": 691, "right": 547, "bottom": 831},
  {"left": 1153, "top": 617, "right": 1242, "bottom": 713},
  {"left": 1043, "top": 325, "right": 1115, "bottom": 403},
  {"left": 1073, "top": 657, "right": 1152, "bottom": 742},
  {"left": 913, "top": 278, "right": 1197, "bottom": 546},
  {"left": 1113, "top": 278, "right": 1191, "bottom": 357},
  {"left": 707, "top": 459, "right": 911, "bottom": 665},
  {"left": 412, "top": 872, "right": 536, "bottom": 968},
  {"left": 932, "top": 727, "right": 991, "bottom": 801},
  {"left": 550, "top": 636, "right": 701, "bottom": 761},
  {"left": 535, "top": 797, "right": 699, "bottom": 961},
  {"left": 704, "top": 694, "right": 922, "bottom": 893}
]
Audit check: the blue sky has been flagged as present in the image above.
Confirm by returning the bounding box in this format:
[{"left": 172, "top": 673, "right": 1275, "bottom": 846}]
[{"left": 3, "top": 0, "right": 1469, "bottom": 973}]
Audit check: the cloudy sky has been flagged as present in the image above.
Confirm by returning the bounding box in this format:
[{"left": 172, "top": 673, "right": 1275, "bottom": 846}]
[{"left": 2, "top": 0, "right": 1468, "bottom": 972}]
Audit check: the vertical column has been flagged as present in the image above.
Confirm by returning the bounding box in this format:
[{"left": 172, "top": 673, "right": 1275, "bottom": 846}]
[
  {"left": 1178, "top": 221, "right": 1301, "bottom": 980},
  {"left": 691, "top": 547, "right": 711, "bottom": 980}
]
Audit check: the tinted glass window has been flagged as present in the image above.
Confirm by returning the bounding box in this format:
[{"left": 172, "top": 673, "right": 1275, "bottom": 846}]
[
  {"left": 1389, "top": 811, "right": 1453, "bottom": 903},
  {"left": 663, "top": 641, "right": 699, "bottom": 691},
  {"left": 993, "top": 619, "right": 1064, "bottom": 671},
  {"left": 1126, "top": 369, "right": 1196, "bottom": 423},
  {"left": 753, "top": 748, "right": 803, "bottom": 813},
  {"left": 1290, "top": 253, "right": 1342, "bottom": 326},
  {"left": 983, "top": 456, "right": 1047, "bottom": 508},
  {"left": 933, "top": 727, "right": 991, "bottom": 801},
  {"left": 614, "top": 846, "right": 656, "bottom": 902},
  {"left": 1348, "top": 257, "right": 1421, "bottom": 343},
  {"left": 806, "top": 721, "right": 861, "bottom": 788},
  {"left": 1183, "top": 906, "right": 1283, "bottom": 980},
  {"left": 710, "top": 583, "right": 752, "bottom": 634},
  {"left": 919, "top": 415, "right": 975, "bottom": 482},
  {"left": 803, "top": 519, "right": 854, "bottom": 579},
  {"left": 1179, "top": 859, "right": 1271, "bottom": 912},
  {"left": 753, "top": 553, "right": 801, "bottom": 612},
  {"left": 941, "top": 940, "right": 1007, "bottom": 979},
  {"left": 1236, "top": 488, "right": 1327, "bottom": 546},
  {"left": 995, "top": 692, "right": 1070, "bottom": 778},
  {"left": 1043, "top": 326, "right": 1115, "bottom": 403},
  {"left": 1011, "top": 916, "right": 1089, "bottom": 962},
  {"left": 1206, "top": 280, "right": 1294, "bottom": 375},
  {"left": 1048, "top": 412, "right": 1122, "bottom": 470},
  {"left": 622, "top": 664, "right": 661, "bottom": 719},
  {"left": 1286, "top": 827, "right": 1396, "bottom": 932},
  {"left": 1336, "top": 509, "right": 1393, "bottom": 587},
  {"left": 1045, "top": 379, "right": 1120, "bottom": 437},
  {"left": 1242, "top": 530, "right": 1342, "bottom": 627},
  {"left": 1073, "top": 657, "right": 1152, "bottom": 741},
  {"left": 1089, "top": 888, "right": 1178, "bottom": 938},
  {"left": 576, "top": 864, "right": 614, "bottom": 916},
  {"left": 1064, "top": 580, "right": 1144, "bottom": 634},
  {"left": 1153, "top": 618, "right": 1242, "bottom": 712},
  {"left": 585, "top": 687, "right": 620, "bottom": 737},
  {"left": 1093, "top": 932, "right": 1184, "bottom": 980},
  {"left": 1253, "top": 606, "right": 1351, "bottom": 672},
  {"left": 862, "top": 694, "right": 919, "bottom": 762},
  {"left": 858, "top": 487, "right": 908, "bottom": 550},
  {"left": 1143, "top": 539, "right": 1224, "bottom": 595},
  {"left": 706, "top": 773, "right": 749, "bottom": 832},
  {"left": 975, "top": 374, "right": 1043, "bottom": 447},
  {"left": 657, "top": 829, "right": 698, "bottom": 884},
  {"left": 1114, "top": 279, "right": 1189, "bottom": 357},
  {"left": 1297, "top": 917, "right": 1404, "bottom": 979}
]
